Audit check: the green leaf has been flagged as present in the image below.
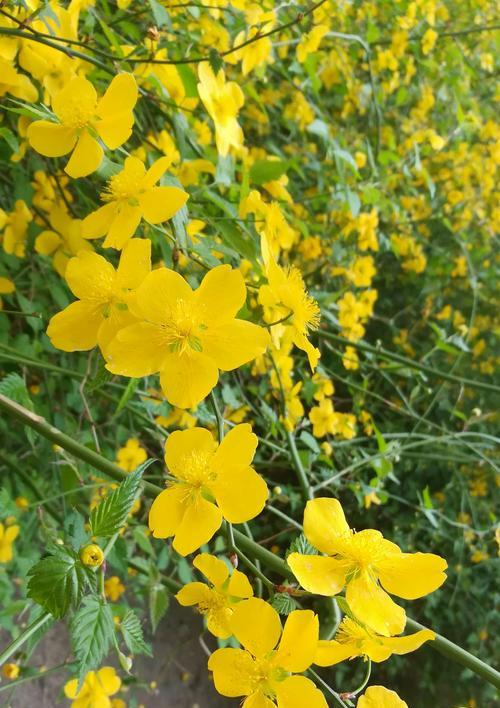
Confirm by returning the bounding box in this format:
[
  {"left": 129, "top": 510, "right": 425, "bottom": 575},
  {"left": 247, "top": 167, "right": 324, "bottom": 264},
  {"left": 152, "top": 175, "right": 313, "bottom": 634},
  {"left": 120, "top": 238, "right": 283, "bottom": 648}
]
[
  {"left": 148, "top": 0, "right": 170, "bottom": 28},
  {"left": 286, "top": 533, "right": 317, "bottom": 557},
  {"left": 250, "top": 159, "right": 288, "bottom": 185},
  {"left": 217, "top": 220, "right": 256, "bottom": 261},
  {"left": 149, "top": 582, "right": 169, "bottom": 633},
  {"left": 271, "top": 592, "right": 299, "bottom": 615},
  {"left": 208, "top": 48, "right": 223, "bottom": 75},
  {"left": 71, "top": 597, "right": 115, "bottom": 682},
  {"left": 176, "top": 64, "right": 198, "bottom": 98},
  {"left": 121, "top": 609, "right": 152, "bottom": 656},
  {"left": 89, "top": 461, "right": 152, "bottom": 538},
  {"left": 0, "top": 127, "right": 19, "bottom": 153},
  {"left": 115, "top": 378, "right": 139, "bottom": 416},
  {"left": 27, "top": 548, "right": 93, "bottom": 619}
]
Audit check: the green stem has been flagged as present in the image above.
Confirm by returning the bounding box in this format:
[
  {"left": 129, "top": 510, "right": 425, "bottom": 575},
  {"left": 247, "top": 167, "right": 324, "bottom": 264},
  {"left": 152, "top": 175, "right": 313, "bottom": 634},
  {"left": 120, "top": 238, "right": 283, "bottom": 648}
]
[
  {"left": 0, "top": 613, "right": 51, "bottom": 667},
  {"left": 2, "top": 394, "right": 498, "bottom": 688},
  {"left": 352, "top": 658, "right": 372, "bottom": 696},
  {"left": 0, "top": 662, "right": 69, "bottom": 693},
  {"left": 318, "top": 330, "right": 499, "bottom": 394},
  {"left": 210, "top": 390, "right": 224, "bottom": 442},
  {"left": 308, "top": 668, "right": 348, "bottom": 707},
  {"left": 285, "top": 429, "right": 313, "bottom": 501}
]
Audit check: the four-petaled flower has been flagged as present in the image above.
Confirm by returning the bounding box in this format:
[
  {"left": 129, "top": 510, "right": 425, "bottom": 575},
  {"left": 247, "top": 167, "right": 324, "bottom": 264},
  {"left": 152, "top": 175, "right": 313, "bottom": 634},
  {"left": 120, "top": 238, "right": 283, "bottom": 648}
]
[
  {"left": 149, "top": 425, "right": 268, "bottom": 555},
  {"left": 176, "top": 553, "right": 253, "bottom": 638},
  {"left": 288, "top": 498, "right": 447, "bottom": 636}
]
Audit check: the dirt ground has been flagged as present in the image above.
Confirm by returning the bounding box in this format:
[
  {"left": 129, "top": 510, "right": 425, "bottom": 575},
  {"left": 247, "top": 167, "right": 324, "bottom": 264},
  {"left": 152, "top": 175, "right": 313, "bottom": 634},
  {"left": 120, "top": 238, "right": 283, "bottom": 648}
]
[{"left": 2, "top": 604, "right": 233, "bottom": 707}]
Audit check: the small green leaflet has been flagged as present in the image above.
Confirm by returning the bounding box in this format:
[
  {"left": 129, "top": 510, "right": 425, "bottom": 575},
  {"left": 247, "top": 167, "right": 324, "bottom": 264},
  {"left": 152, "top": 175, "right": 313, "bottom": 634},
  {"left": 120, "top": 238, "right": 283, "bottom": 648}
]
[
  {"left": 71, "top": 597, "right": 115, "bottom": 684},
  {"left": 271, "top": 593, "right": 299, "bottom": 615},
  {"left": 286, "top": 533, "right": 317, "bottom": 557},
  {"left": 149, "top": 582, "right": 169, "bottom": 633},
  {"left": 121, "top": 609, "right": 152, "bottom": 656},
  {"left": 89, "top": 460, "right": 154, "bottom": 538}
]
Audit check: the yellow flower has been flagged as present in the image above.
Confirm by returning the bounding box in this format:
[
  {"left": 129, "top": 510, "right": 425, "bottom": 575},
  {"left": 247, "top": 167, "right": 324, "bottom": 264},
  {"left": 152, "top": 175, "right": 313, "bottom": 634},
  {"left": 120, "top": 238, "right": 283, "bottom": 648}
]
[
  {"left": 208, "top": 597, "right": 327, "bottom": 707},
  {"left": 358, "top": 685, "right": 408, "bottom": 707},
  {"left": 315, "top": 616, "right": 435, "bottom": 665},
  {"left": 15, "top": 496, "right": 29, "bottom": 510},
  {"left": 288, "top": 498, "right": 447, "bottom": 636},
  {"left": 2, "top": 662, "right": 20, "bottom": 680},
  {"left": 80, "top": 543, "right": 104, "bottom": 567},
  {"left": 346, "top": 255, "right": 376, "bottom": 288},
  {"left": 197, "top": 64, "right": 244, "bottom": 156},
  {"left": 82, "top": 156, "right": 188, "bottom": 249},
  {"left": 35, "top": 204, "right": 92, "bottom": 277},
  {"left": 342, "top": 345, "right": 359, "bottom": 370},
  {"left": 104, "top": 576, "right": 126, "bottom": 601},
  {"left": 296, "top": 24, "right": 329, "bottom": 63},
  {"left": 149, "top": 425, "right": 268, "bottom": 555},
  {"left": 259, "top": 236, "right": 320, "bottom": 370},
  {"left": 0, "top": 200, "right": 32, "bottom": 258},
  {"left": 47, "top": 239, "right": 151, "bottom": 355},
  {"left": 116, "top": 438, "right": 147, "bottom": 472},
  {"left": 0, "top": 58, "right": 37, "bottom": 103},
  {"left": 64, "top": 667, "right": 121, "bottom": 707},
  {"left": 0, "top": 275, "right": 15, "bottom": 310},
  {"left": 309, "top": 399, "right": 336, "bottom": 438},
  {"left": 355, "top": 209, "right": 379, "bottom": 251},
  {"left": 0, "top": 522, "right": 19, "bottom": 563},
  {"left": 176, "top": 553, "right": 253, "bottom": 638},
  {"left": 27, "top": 74, "right": 138, "bottom": 179},
  {"left": 105, "top": 264, "right": 270, "bottom": 409},
  {"left": 421, "top": 28, "right": 438, "bottom": 56}
]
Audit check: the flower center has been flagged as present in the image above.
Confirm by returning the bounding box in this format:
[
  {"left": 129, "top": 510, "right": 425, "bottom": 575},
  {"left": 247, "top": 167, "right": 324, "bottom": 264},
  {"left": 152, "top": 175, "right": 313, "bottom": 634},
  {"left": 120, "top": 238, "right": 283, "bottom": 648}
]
[
  {"left": 57, "top": 96, "right": 96, "bottom": 130},
  {"left": 161, "top": 299, "right": 204, "bottom": 355},
  {"left": 177, "top": 450, "right": 215, "bottom": 489}
]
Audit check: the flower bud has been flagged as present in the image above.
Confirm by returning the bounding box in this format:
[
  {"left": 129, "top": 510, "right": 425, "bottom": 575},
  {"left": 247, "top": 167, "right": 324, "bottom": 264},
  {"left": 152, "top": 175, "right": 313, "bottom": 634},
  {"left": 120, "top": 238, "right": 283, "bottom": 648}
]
[{"left": 80, "top": 543, "right": 104, "bottom": 568}]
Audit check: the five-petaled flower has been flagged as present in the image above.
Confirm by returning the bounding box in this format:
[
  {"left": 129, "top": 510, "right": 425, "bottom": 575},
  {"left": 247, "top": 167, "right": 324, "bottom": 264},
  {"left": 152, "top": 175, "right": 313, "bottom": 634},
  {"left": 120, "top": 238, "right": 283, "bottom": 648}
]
[
  {"left": 81, "top": 156, "right": 188, "bottom": 249},
  {"left": 208, "top": 597, "right": 328, "bottom": 707},
  {"left": 288, "top": 498, "right": 447, "bottom": 636},
  {"left": 176, "top": 553, "right": 253, "bottom": 638},
  {"left": 27, "top": 74, "right": 138, "bottom": 178},
  {"left": 149, "top": 425, "right": 268, "bottom": 555},
  {"left": 105, "top": 264, "right": 270, "bottom": 409}
]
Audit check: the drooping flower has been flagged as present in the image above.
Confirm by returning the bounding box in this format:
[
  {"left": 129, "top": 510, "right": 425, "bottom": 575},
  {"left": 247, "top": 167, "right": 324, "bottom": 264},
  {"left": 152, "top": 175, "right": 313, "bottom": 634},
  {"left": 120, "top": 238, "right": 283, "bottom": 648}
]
[
  {"left": 296, "top": 24, "right": 329, "bottom": 63},
  {"left": 259, "top": 235, "right": 320, "bottom": 370},
  {"left": 105, "top": 264, "right": 270, "bottom": 409},
  {"left": 197, "top": 64, "right": 244, "bottom": 156},
  {"left": 149, "top": 425, "right": 268, "bottom": 555},
  {"left": 357, "top": 685, "right": 408, "bottom": 708},
  {"left": 288, "top": 498, "right": 447, "bottom": 636},
  {"left": 35, "top": 204, "right": 92, "bottom": 276},
  {"left": 176, "top": 553, "right": 253, "bottom": 638},
  {"left": 47, "top": 239, "right": 151, "bottom": 355},
  {"left": 315, "top": 616, "right": 435, "bottom": 665},
  {"left": 208, "top": 597, "right": 327, "bottom": 707},
  {"left": 27, "top": 74, "right": 138, "bottom": 178},
  {"left": 116, "top": 438, "right": 147, "bottom": 472},
  {"left": 0, "top": 522, "right": 19, "bottom": 563},
  {"left": 81, "top": 156, "right": 188, "bottom": 249},
  {"left": 64, "top": 667, "right": 121, "bottom": 708}
]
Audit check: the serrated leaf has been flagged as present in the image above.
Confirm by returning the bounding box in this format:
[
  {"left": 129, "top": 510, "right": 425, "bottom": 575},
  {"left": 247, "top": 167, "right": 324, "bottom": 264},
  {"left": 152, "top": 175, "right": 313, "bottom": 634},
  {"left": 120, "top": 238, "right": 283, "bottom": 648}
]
[
  {"left": 71, "top": 597, "right": 114, "bottom": 682},
  {"left": 286, "top": 533, "right": 317, "bottom": 557},
  {"left": 121, "top": 609, "right": 152, "bottom": 656},
  {"left": 64, "top": 511, "right": 88, "bottom": 551},
  {"left": 89, "top": 461, "right": 151, "bottom": 537},
  {"left": 149, "top": 582, "right": 169, "bottom": 633},
  {"left": 27, "top": 549, "right": 92, "bottom": 618},
  {"left": 271, "top": 592, "right": 299, "bottom": 615}
]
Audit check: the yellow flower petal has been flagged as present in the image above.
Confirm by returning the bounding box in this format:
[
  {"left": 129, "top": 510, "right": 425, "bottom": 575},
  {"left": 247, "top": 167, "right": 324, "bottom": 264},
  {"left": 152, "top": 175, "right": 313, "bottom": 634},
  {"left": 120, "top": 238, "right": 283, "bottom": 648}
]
[
  {"left": 370, "top": 629, "right": 435, "bottom": 661},
  {"left": 144, "top": 156, "right": 173, "bottom": 187},
  {"left": 227, "top": 568, "right": 253, "bottom": 598},
  {"left": 27, "top": 121, "right": 77, "bottom": 157},
  {"left": 96, "top": 114, "right": 135, "bottom": 150},
  {"left": 176, "top": 581, "right": 212, "bottom": 606},
  {"left": 95, "top": 666, "right": 121, "bottom": 695},
  {"left": 193, "top": 552, "right": 229, "bottom": 587},
  {"left": 35, "top": 230, "right": 61, "bottom": 256},
  {"left": 212, "top": 423, "right": 257, "bottom": 470},
  {"left": 96, "top": 73, "right": 138, "bottom": 120},
  {"left": 82, "top": 203, "right": 118, "bottom": 240},
  {"left": 346, "top": 570, "right": 406, "bottom": 637},
  {"left": 4, "top": 525, "right": 19, "bottom": 543},
  {"left": 200, "top": 319, "right": 270, "bottom": 371},
  {"left": 212, "top": 464, "right": 268, "bottom": 523},
  {"left": 208, "top": 647, "right": 255, "bottom": 697},
  {"left": 47, "top": 300, "right": 103, "bottom": 351},
  {"left": 287, "top": 553, "right": 348, "bottom": 596},
  {"left": 159, "top": 349, "right": 219, "bottom": 409},
  {"left": 65, "top": 251, "right": 115, "bottom": 302},
  {"left": 164, "top": 428, "right": 216, "bottom": 478},
  {"left": 275, "top": 675, "right": 328, "bottom": 708},
  {"left": 230, "top": 597, "right": 281, "bottom": 658},
  {"left": 53, "top": 76, "right": 97, "bottom": 122},
  {"left": 172, "top": 495, "right": 222, "bottom": 556},
  {"left": 377, "top": 551, "right": 448, "bottom": 600},
  {"left": 314, "top": 639, "right": 357, "bottom": 667},
  {"left": 65, "top": 131, "right": 104, "bottom": 179},
  {"left": 194, "top": 264, "right": 246, "bottom": 322},
  {"left": 135, "top": 268, "right": 193, "bottom": 323},
  {"left": 138, "top": 186, "right": 188, "bottom": 224},
  {"left": 115, "top": 238, "right": 151, "bottom": 290},
  {"left": 102, "top": 204, "right": 142, "bottom": 250},
  {"left": 97, "top": 307, "right": 137, "bottom": 360},
  {"left": 149, "top": 485, "right": 188, "bottom": 539},
  {"left": 243, "top": 693, "right": 276, "bottom": 708},
  {"left": 106, "top": 322, "right": 166, "bottom": 377},
  {"left": 357, "top": 686, "right": 408, "bottom": 708},
  {"left": 63, "top": 678, "right": 79, "bottom": 699},
  {"left": 303, "top": 498, "right": 351, "bottom": 555},
  {"left": 275, "top": 609, "right": 318, "bottom": 672},
  {"left": 207, "top": 605, "right": 233, "bottom": 639},
  {"left": 0, "top": 277, "right": 15, "bottom": 295}
]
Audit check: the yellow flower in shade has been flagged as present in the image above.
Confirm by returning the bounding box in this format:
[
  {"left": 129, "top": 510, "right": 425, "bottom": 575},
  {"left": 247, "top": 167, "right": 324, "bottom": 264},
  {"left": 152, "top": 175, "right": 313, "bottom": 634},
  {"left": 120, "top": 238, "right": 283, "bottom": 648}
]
[
  {"left": 80, "top": 543, "right": 104, "bottom": 567},
  {"left": 47, "top": 239, "right": 151, "bottom": 355},
  {"left": 296, "top": 24, "right": 329, "bottom": 63},
  {"left": 0, "top": 275, "right": 15, "bottom": 310},
  {"left": 342, "top": 345, "right": 359, "bottom": 370},
  {"left": 208, "top": 597, "right": 327, "bottom": 708},
  {"left": 35, "top": 205, "right": 92, "bottom": 277},
  {"left": 288, "top": 498, "right": 447, "bottom": 636},
  {"left": 116, "top": 438, "right": 147, "bottom": 472},
  {"left": 358, "top": 685, "right": 408, "bottom": 708},
  {"left": 315, "top": 616, "right": 435, "bottom": 666},
  {"left": 0, "top": 522, "right": 19, "bottom": 563},
  {"left": 0, "top": 200, "right": 32, "bottom": 258},
  {"left": 2, "top": 662, "right": 20, "bottom": 680},
  {"left": 81, "top": 156, "right": 188, "bottom": 250},
  {"left": 149, "top": 425, "right": 268, "bottom": 555},
  {"left": 197, "top": 64, "right": 244, "bottom": 156},
  {"left": 176, "top": 553, "right": 253, "bottom": 638},
  {"left": 104, "top": 576, "right": 125, "bottom": 602},
  {"left": 259, "top": 236, "right": 320, "bottom": 370},
  {"left": 105, "top": 264, "right": 270, "bottom": 409},
  {"left": 27, "top": 74, "right": 138, "bottom": 179},
  {"left": 64, "top": 667, "right": 121, "bottom": 708},
  {"left": 0, "top": 58, "right": 37, "bottom": 103}
]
